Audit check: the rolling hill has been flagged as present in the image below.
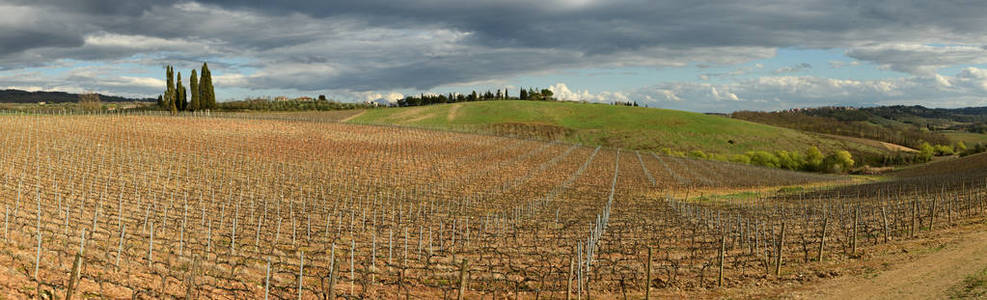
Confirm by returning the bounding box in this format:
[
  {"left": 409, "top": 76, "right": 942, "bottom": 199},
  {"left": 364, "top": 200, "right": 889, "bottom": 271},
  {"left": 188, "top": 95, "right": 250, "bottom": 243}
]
[
  {"left": 0, "top": 89, "right": 153, "bottom": 103},
  {"left": 346, "top": 101, "right": 899, "bottom": 161},
  {"left": 731, "top": 105, "right": 987, "bottom": 149}
]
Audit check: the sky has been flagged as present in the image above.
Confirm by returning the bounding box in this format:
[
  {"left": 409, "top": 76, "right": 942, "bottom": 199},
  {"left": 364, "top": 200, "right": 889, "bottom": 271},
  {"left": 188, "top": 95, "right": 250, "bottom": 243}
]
[{"left": 1, "top": 1, "right": 987, "bottom": 113}]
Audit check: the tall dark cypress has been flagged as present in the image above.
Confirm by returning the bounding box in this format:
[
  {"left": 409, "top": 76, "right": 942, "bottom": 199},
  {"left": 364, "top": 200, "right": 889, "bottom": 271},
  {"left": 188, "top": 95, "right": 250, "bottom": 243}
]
[
  {"left": 166, "top": 66, "right": 177, "bottom": 112},
  {"left": 189, "top": 69, "right": 199, "bottom": 111},
  {"left": 176, "top": 72, "right": 187, "bottom": 111},
  {"left": 199, "top": 62, "right": 215, "bottom": 109}
]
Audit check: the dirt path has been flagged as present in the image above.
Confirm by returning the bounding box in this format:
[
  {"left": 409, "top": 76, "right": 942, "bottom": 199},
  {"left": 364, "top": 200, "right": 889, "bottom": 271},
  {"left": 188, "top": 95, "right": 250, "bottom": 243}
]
[
  {"left": 794, "top": 229, "right": 987, "bottom": 299},
  {"left": 447, "top": 103, "right": 462, "bottom": 121},
  {"left": 338, "top": 110, "right": 365, "bottom": 122}
]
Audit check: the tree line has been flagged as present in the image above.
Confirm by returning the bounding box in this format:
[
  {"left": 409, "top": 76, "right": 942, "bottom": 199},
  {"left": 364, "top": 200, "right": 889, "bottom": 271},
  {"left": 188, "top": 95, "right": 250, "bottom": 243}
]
[
  {"left": 665, "top": 146, "right": 856, "bottom": 173},
  {"left": 395, "top": 87, "right": 555, "bottom": 107},
  {"left": 731, "top": 109, "right": 952, "bottom": 149},
  {"left": 158, "top": 63, "right": 216, "bottom": 112}
]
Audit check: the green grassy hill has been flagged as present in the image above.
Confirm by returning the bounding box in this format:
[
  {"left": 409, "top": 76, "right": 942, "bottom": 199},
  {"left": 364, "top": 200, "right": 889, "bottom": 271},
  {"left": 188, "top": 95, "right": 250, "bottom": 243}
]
[{"left": 347, "top": 101, "right": 893, "bottom": 159}]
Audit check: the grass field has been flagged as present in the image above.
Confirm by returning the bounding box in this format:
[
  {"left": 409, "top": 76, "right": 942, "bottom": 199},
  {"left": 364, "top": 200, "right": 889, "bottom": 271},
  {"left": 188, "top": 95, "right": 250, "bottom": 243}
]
[
  {"left": 944, "top": 131, "right": 987, "bottom": 146},
  {"left": 347, "top": 101, "right": 892, "bottom": 157}
]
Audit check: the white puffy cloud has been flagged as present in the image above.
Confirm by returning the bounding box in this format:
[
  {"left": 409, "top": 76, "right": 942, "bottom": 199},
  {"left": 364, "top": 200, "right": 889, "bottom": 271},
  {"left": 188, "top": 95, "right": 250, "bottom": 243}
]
[
  {"left": 548, "top": 83, "right": 628, "bottom": 102},
  {"left": 354, "top": 91, "right": 405, "bottom": 103},
  {"left": 626, "top": 68, "right": 987, "bottom": 112}
]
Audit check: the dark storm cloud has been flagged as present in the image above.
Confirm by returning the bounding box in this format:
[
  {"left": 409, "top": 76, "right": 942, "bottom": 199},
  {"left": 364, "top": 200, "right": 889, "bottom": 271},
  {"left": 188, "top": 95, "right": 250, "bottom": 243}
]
[{"left": 2, "top": 0, "right": 987, "bottom": 94}]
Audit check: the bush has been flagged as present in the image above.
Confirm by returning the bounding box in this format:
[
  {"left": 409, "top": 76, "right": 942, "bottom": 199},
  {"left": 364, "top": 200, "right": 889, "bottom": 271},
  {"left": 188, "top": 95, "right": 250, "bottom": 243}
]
[
  {"left": 822, "top": 150, "right": 854, "bottom": 173},
  {"left": 934, "top": 144, "right": 954, "bottom": 156},
  {"left": 918, "top": 142, "right": 935, "bottom": 162},
  {"left": 729, "top": 154, "right": 751, "bottom": 164},
  {"left": 688, "top": 150, "right": 708, "bottom": 160},
  {"left": 775, "top": 150, "right": 806, "bottom": 170},
  {"left": 79, "top": 93, "right": 101, "bottom": 112},
  {"left": 804, "top": 146, "right": 824, "bottom": 171},
  {"left": 960, "top": 142, "right": 986, "bottom": 157},
  {"left": 748, "top": 151, "right": 780, "bottom": 168}
]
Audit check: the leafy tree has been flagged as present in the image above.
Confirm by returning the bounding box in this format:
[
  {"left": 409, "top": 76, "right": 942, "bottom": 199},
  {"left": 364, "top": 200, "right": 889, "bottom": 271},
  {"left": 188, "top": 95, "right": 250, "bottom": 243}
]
[
  {"left": 729, "top": 154, "right": 751, "bottom": 164},
  {"left": 823, "top": 150, "right": 854, "bottom": 173},
  {"left": 519, "top": 88, "right": 528, "bottom": 100},
  {"left": 775, "top": 150, "right": 805, "bottom": 170},
  {"left": 956, "top": 141, "right": 968, "bottom": 152},
  {"left": 934, "top": 144, "right": 954, "bottom": 156},
  {"left": 918, "top": 142, "right": 935, "bottom": 161},
  {"left": 189, "top": 69, "right": 199, "bottom": 111},
  {"left": 79, "top": 92, "right": 101, "bottom": 112},
  {"left": 748, "top": 151, "right": 780, "bottom": 168},
  {"left": 804, "top": 146, "right": 824, "bottom": 171},
  {"left": 540, "top": 89, "right": 553, "bottom": 100}
]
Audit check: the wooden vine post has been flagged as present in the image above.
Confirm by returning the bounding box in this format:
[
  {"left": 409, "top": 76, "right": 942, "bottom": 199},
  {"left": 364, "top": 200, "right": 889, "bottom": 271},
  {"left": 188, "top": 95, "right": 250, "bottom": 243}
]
[
  {"left": 775, "top": 222, "right": 785, "bottom": 277},
  {"left": 718, "top": 233, "right": 725, "bottom": 287},
  {"left": 645, "top": 247, "right": 652, "bottom": 299},
  {"left": 852, "top": 206, "right": 859, "bottom": 256},
  {"left": 818, "top": 209, "right": 827, "bottom": 262},
  {"left": 457, "top": 258, "right": 469, "bottom": 300}
]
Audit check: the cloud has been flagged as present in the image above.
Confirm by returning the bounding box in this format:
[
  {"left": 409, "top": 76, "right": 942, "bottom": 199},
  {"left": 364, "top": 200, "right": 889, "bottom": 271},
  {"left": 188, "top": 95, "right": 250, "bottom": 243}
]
[
  {"left": 548, "top": 83, "right": 628, "bottom": 102},
  {"left": 846, "top": 43, "right": 987, "bottom": 75},
  {"left": 618, "top": 67, "right": 987, "bottom": 112},
  {"left": 828, "top": 60, "right": 860, "bottom": 68},
  {"left": 0, "top": 65, "right": 164, "bottom": 97},
  {"left": 774, "top": 63, "right": 812, "bottom": 74},
  {"left": 2, "top": 0, "right": 987, "bottom": 104}
]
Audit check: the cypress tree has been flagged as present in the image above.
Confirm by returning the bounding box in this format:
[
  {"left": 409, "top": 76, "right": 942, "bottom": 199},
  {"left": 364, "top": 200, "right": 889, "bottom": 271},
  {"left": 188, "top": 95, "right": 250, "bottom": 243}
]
[
  {"left": 199, "top": 62, "right": 215, "bottom": 109},
  {"left": 176, "top": 72, "right": 187, "bottom": 111},
  {"left": 166, "top": 66, "right": 176, "bottom": 112},
  {"left": 189, "top": 69, "right": 199, "bottom": 111}
]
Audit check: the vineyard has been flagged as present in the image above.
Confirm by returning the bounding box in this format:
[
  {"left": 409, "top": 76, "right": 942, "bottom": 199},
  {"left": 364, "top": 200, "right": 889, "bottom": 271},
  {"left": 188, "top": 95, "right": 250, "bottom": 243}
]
[{"left": 0, "top": 113, "right": 985, "bottom": 299}]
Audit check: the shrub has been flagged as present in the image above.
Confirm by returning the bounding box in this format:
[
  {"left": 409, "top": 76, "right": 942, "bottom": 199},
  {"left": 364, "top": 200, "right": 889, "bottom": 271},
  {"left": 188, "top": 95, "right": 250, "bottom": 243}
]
[
  {"left": 918, "top": 142, "right": 935, "bottom": 162},
  {"left": 934, "top": 144, "right": 954, "bottom": 156},
  {"left": 748, "top": 151, "right": 780, "bottom": 168},
  {"left": 729, "top": 154, "right": 751, "bottom": 164},
  {"left": 775, "top": 150, "right": 806, "bottom": 170},
  {"left": 822, "top": 150, "right": 854, "bottom": 173},
  {"left": 688, "top": 150, "right": 708, "bottom": 160},
  {"left": 804, "top": 146, "right": 824, "bottom": 172}
]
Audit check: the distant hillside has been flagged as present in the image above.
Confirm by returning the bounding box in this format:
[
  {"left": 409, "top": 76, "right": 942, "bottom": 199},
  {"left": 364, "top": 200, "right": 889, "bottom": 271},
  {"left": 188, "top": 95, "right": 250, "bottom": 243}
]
[
  {"left": 346, "top": 101, "right": 898, "bottom": 164},
  {"left": 732, "top": 106, "right": 953, "bottom": 148},
  {"left": 0, "top": 89, "right": 153, "bottom": 103},
  {"left": 864, "top": 105, "right": 987, "bottom": 132}
]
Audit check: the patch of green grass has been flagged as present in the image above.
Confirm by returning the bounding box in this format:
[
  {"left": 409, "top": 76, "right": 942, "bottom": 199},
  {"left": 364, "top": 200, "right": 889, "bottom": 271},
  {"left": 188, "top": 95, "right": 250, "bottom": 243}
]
[
  {"left": 949, "top": 266, "right": 987, "bottom": 299},
  {"left": 350, "top": 101, "right": 891, "bottom": 157},
  {"left": 777, "top": 186, "right": 805, "bottom": 194},
  {"left": 944, "top": 131, "right": 987, "bottom": 146},
  {"left": 693, "top": 191, "right": 762, "bottom": 203}
]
